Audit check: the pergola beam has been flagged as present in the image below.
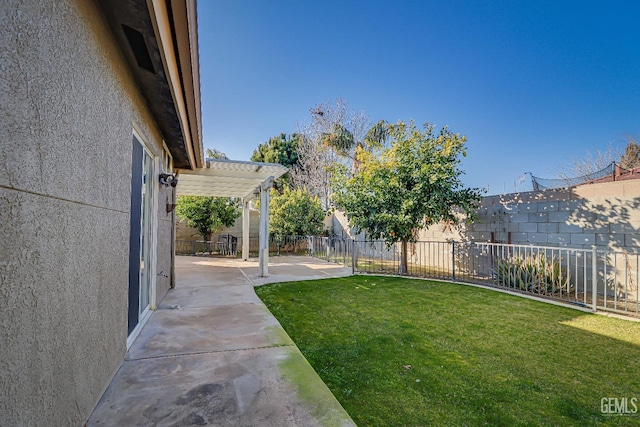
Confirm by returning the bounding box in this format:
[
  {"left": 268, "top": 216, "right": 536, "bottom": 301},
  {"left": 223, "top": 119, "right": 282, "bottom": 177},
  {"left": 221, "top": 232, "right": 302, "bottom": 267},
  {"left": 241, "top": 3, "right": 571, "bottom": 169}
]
[{"left": 176, "top": 159, "right": 286, "bottom": 277}]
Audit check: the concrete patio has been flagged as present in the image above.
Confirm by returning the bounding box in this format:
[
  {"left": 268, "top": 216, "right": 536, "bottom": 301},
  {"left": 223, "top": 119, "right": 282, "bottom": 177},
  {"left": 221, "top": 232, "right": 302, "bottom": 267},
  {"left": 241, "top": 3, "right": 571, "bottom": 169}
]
[{"left": 87, "top": 256, "right": 354, "bottom": 426}]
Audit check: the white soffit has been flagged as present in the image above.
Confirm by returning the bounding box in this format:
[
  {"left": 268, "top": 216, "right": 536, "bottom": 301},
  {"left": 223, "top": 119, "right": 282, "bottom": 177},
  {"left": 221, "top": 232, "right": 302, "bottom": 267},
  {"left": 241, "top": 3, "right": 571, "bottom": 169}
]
[{"left": 176, "top": 158, "right": 288, "bottom": 199}]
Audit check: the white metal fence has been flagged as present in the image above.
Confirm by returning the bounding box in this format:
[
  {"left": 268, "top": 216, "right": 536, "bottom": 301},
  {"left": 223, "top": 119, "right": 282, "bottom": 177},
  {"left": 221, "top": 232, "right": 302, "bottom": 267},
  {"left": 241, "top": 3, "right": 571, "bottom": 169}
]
[
  {"left": 176, "top": 235, "right": 311, "bottom": 257},
  {"left": 175, "top": 234, "right": 639, "bottom": 317},
  {"left": 308, "top": 236, "right": 354, "bottom": 265},
  {"left": 308, "top": 237, "right": 639, "bottom": 318}
]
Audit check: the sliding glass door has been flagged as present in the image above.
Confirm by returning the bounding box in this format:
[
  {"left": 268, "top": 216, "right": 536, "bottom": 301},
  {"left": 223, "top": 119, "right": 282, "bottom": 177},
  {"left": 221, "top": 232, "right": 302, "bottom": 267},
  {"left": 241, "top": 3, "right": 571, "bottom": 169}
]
[{"left": 128, "top": 135, "right": 154, "bottom": 337}]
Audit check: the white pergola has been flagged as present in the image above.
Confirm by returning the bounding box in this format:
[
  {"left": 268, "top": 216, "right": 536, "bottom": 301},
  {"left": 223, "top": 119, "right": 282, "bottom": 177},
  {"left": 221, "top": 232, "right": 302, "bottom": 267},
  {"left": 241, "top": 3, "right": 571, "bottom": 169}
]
[{"left": 176, "top": 158, "right": 288, "bottom": 276}]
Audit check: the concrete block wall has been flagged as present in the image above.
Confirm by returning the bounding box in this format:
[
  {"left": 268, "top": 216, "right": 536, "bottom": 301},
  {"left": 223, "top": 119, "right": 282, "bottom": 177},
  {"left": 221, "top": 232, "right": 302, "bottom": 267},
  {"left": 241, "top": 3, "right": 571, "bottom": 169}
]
[
  {"left": 330, "top": 179, "right": 639, "bottom": 257},
  {"left": 463, "top": 181, "right": 640, "bottom": 252},
  {"left": 329, "top": 181, "right": 638, "bottom": 301}
]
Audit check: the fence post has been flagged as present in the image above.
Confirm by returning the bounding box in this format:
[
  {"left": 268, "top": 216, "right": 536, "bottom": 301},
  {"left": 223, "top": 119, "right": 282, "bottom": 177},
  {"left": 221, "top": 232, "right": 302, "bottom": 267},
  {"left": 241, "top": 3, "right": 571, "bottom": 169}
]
[
  {"left": 326, "top": 238, "right": 330, "bottom": 260},
  {"left": 592, "top": 245, "right": 598, "bottom": 312},
  {"left": 451, "top": 241, "right": 456, "bottom": 282},
  {"left": 352, "top": 240, "right": 358, "bottom": 274}
]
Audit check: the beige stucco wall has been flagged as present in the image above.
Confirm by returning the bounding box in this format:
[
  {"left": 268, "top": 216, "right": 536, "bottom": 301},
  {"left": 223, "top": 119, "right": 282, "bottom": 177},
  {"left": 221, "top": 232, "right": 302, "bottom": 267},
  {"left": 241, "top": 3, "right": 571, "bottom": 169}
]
[
  {"left": 330, "top": 210, "right": 364, "bottom": 239},
  {"left": 1, "top": 0, "right": 174, "bottom": 425},
  {"left": 156, "top": 197, "right": 175, "bottom": 298}
]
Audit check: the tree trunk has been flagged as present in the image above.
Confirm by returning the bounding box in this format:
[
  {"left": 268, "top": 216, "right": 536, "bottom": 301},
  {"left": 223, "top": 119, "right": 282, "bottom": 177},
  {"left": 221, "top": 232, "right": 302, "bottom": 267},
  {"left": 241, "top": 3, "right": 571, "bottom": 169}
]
[{"left": 400, "top": 240, "right": 408, "bottom": 275}]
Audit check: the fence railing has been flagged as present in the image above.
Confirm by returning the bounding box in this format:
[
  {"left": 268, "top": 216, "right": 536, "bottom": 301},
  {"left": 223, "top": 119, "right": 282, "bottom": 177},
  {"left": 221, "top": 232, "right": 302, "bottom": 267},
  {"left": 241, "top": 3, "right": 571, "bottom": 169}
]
[
  {"left": 175, "top": 235, "right": 639, "bottom": 317},
  {"left": 311, "top": 238, "right": 639, "bottom": 318},
  {"left": 308, "top": 236, "right": 354, "bottom": 265},
  {"left": 176, "top": 235, "right": 312, "bottom": 257}
]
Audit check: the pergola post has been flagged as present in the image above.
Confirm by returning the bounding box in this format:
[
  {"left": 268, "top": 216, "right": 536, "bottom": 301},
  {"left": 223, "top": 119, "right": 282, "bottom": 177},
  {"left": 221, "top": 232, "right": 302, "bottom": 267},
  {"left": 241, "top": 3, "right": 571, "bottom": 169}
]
[
  {"left": 241, "top": 198, "right": 250, "bottom": 261},
  {"left": 176, "top": 159, "right": 287, "bottom": 277},
  {"left": 259, "top": 177, "right": 274, "bottom": 277}
]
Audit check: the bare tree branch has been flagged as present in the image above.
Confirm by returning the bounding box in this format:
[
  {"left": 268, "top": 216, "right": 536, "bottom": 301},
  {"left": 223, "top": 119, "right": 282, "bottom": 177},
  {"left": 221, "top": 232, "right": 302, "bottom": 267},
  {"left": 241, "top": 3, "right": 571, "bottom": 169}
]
[{"left": 554, "top": 143, "right": 621, "bottom": 180}]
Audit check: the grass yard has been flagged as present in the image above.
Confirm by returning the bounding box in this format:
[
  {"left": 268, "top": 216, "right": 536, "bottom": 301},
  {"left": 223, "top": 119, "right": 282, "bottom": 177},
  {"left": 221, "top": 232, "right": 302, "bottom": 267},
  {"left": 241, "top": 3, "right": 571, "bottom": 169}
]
[{"left": 255, "top": 275, "right": 640, "bottom": 426}]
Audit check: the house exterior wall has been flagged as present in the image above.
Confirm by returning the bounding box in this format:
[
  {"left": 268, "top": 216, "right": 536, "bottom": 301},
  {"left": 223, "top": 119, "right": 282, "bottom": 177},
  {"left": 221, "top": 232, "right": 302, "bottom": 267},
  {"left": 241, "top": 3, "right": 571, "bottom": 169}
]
[
  {"left": 1, "top": 0, "right": 175, "bottom": 425},
  {"left": 156, "top": 200, "right": 175, "bottom": 298}
]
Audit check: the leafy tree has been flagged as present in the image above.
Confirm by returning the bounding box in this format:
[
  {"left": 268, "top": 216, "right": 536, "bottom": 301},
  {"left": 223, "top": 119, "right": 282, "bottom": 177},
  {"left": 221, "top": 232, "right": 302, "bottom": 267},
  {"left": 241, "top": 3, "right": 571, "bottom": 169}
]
[
  {"left": 269, "top": 187, "right": 325, "bottom": 238},
  {"left": 332, "top": 120, "right": 482, "bottom": 274},
  {"left": 175, "top": 196, "right": 241, "bottom": 241},
  {"left": 251, "top": 133, "right": 301, "bottom": 189},
  {"left": 321, "top": 120, "right": 388, "bottom": 173},
  {"left": 619, "top": 137, "right": 640, "bottom": 169},
  {"left": 251, "top": 133, "right": 300, "bottom": 168},
  {"left": 321, "top": 123, "right": 355, "bottom": 156}
]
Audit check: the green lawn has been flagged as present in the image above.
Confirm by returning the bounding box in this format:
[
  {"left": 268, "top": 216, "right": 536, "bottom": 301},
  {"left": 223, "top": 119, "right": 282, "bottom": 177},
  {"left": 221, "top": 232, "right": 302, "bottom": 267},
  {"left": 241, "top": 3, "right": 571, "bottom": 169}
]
[{"left": 255, "top": 275, "right": 640, "bottom": 426}]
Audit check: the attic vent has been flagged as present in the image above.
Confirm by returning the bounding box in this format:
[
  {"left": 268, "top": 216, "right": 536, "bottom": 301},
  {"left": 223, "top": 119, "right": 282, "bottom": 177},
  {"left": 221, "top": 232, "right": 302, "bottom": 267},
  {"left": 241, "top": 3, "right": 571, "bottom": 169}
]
[{"left": 122, "top": 24, "right": 155, "bottom": 73}]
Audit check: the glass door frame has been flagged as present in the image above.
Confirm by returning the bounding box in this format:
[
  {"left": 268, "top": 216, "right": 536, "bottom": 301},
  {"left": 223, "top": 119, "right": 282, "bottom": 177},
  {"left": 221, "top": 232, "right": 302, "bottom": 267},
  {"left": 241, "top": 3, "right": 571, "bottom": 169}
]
[{"left": 127, "top": 128, "right": 158, "bottom": 348}]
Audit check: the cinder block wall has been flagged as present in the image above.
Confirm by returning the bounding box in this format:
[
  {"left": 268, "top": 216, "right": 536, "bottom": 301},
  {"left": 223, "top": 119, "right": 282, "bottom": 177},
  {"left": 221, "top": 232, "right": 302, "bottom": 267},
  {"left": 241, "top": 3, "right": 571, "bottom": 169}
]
[
  {"left": 331, "top": 180, "right": 639, "bottom": 255},
  {"left": 421, "top": 180, "right": 640, "bottom": 253},
  {"left": 0, "top": 1, "right": 174, "bottom": 425}
]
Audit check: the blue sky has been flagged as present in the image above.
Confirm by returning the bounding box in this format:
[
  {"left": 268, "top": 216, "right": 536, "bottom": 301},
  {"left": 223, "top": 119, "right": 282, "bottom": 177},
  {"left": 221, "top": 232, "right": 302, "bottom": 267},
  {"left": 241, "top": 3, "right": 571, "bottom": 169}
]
[{"left": 197, "top": 1, "right": 639, "bottom": 195}]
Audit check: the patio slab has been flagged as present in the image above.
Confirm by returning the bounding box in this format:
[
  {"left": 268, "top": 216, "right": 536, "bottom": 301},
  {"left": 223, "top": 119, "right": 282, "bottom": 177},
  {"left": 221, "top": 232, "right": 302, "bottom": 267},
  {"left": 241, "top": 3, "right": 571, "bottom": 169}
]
[
  {"left": 88, "top": 256, "right": 355, "bottom": 427},
  {"left": 126, "top": 304, "right": 292, "bottom": 360},
  {"left": 90, "top": 346, "right": 349, "bottom": 427},
  {"left": 239, "top": 256, "right": 353, "bottom": 286},
  {"left": 158, "top": 283, "right": 263, "bottom": 309}
]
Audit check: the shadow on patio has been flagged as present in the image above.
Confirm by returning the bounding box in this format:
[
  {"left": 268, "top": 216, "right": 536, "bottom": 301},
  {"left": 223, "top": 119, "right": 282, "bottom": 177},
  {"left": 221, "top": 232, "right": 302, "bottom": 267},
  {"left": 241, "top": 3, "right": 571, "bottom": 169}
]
[{"left": 88, "top": 256, "right": 355, "bottom": 426}]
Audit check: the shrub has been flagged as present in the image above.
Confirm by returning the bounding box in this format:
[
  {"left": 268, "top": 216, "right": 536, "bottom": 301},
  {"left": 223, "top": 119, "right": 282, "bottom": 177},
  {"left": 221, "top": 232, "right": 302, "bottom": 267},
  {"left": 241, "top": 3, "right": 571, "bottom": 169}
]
[
  {"left": 269, "top": 188, "right": 325, "bottom": 238},
  {"left": 494, "top": 253, "right": 571, "bottom": 295}
]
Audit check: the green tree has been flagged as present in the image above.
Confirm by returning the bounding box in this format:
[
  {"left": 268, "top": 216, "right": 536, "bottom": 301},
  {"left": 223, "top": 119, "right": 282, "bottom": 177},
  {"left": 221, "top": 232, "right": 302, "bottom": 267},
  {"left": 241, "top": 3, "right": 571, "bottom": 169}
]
[
  {"left": 251, "top": 133, "right": 300, "bottom": 167},
  {"left": 321, "top": 120, "right": 388, "bottom": 172},
  {"left": 332, "top": 120, "right": 482, "bottom": 274},
  {"left": 251, "top": 133, "right": 301, "bottom": 189},
  {"left": 321, "top": 123, "right": 355, "bottom": 156},
  {"left": 175, "top": 196, "right": 241, "bottom": 241},
  {"left": 269, "top": 187, "right": 325, "bottom": 238}
]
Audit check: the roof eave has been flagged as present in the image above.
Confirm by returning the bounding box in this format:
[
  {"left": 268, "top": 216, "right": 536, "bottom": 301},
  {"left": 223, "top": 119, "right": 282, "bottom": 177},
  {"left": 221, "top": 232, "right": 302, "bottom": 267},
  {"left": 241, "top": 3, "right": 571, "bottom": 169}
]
[
  {"left": 147, "top": 0, "right": 203, "bottom": 169},
  {"left": 96, "top": 0, "right": 203, "bottom": 169}
]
